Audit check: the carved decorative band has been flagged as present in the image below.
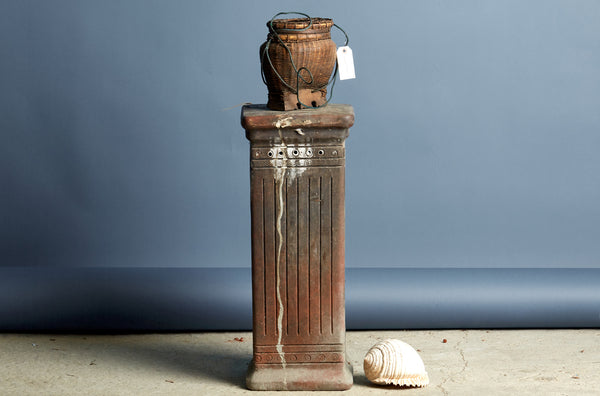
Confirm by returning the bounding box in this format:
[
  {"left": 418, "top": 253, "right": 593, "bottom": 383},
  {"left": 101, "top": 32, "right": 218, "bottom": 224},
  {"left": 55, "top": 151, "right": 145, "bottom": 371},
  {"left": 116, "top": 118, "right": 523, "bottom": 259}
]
[
  {"left": 251, "top": 146, "right": 345, "bottom": 160},
  {"left": 251, "top": 158, "right": 344, "bottom": 168},
  {"left": 254, "top": 352, "right": 345, "bottom": 364}
]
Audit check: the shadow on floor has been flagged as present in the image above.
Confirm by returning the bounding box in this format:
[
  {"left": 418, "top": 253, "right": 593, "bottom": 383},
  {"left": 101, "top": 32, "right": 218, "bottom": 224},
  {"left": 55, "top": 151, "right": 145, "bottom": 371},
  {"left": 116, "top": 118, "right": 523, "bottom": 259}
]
[
  {"left": 353, "top": 373, "right": 372, "bottom": 387},
  {"left": 77, "top": 335, "right": 251, "bottom": 389}
]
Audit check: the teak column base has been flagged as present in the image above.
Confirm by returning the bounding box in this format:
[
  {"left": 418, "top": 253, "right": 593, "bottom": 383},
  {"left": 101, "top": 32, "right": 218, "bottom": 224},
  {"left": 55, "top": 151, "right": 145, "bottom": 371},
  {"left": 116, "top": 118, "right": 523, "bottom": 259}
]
[{"left": 246, "top": 360, "right": 353, "bottom": 391}]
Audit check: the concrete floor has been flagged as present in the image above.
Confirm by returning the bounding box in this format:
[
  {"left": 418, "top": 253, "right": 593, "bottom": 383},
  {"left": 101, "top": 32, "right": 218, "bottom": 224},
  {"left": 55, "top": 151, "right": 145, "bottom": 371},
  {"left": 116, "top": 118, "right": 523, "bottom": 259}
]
[{"left": 1, "top": 330, "right": 599, "bottom": 395}]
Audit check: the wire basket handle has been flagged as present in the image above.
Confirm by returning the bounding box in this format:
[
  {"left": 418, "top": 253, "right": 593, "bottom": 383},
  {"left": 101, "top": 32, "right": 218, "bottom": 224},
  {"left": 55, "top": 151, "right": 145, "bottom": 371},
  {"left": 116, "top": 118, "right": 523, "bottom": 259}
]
[{"left": 260, "top": 12, "right": 350, "bottom": 109}]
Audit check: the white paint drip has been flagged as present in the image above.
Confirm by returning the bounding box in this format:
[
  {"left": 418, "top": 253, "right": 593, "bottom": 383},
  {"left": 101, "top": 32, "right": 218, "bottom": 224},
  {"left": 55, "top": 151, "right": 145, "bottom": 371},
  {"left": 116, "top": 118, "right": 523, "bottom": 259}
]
[
  {"left": 274, "top": 163, "right": 287, "bottom": 386},
  {"left": 272, "top": 140, "right": 288, "bottom": 388},
  {"left": 270, "top": 130, "right": 311, "bottom": 390},
  {"left": 274, "top": 116, "right": 293, "bottom": 129}
]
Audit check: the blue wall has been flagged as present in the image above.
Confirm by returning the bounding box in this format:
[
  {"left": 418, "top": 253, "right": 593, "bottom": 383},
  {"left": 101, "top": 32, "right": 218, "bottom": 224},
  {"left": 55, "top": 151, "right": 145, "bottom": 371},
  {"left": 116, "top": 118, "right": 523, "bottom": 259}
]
[{"left": 1, "top": 1, "right": 599, "bottom": 328}]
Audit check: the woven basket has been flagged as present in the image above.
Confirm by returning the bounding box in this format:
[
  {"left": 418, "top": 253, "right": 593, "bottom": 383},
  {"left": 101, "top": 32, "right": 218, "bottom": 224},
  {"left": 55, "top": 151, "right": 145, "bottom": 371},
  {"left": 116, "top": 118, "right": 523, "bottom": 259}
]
[{"left": 260, "top": 18, "right": 337, "bottom": 110}]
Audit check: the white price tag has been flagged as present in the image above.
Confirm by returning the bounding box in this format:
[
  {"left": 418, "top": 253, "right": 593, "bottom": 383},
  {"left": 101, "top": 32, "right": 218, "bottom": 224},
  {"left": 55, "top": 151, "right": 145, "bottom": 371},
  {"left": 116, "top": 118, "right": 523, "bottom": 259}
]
[{"left": 336, "top": 46, "right": 355, "bottom": 80}]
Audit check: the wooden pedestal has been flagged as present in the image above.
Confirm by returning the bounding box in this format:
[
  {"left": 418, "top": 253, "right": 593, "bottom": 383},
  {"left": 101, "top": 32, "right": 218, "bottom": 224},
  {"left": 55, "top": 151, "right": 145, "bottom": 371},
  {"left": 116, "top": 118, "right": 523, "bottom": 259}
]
[{"left": 242, "top": 104, "right": 354, "bottom": 391}]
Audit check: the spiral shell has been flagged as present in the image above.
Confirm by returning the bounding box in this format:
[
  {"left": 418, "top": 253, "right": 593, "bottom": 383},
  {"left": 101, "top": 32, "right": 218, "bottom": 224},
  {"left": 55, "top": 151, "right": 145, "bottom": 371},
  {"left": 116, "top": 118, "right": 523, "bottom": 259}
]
[{"left": 363, "top": 339, "right": 429, "bottom": 387}]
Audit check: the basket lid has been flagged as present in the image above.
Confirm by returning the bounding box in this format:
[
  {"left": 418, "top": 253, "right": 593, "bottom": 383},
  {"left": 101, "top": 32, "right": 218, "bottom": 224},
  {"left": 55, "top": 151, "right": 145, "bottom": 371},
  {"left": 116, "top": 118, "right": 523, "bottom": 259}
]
[{"left": 268, "top": 17, "right": 333, "bottom": 32}]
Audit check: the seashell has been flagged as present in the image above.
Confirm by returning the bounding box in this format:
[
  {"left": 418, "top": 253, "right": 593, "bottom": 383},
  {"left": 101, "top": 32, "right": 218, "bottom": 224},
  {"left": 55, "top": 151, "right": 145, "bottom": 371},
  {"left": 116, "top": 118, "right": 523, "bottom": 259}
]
[{"left": 364, "top": 339, "right": 429, "bottom": 387}]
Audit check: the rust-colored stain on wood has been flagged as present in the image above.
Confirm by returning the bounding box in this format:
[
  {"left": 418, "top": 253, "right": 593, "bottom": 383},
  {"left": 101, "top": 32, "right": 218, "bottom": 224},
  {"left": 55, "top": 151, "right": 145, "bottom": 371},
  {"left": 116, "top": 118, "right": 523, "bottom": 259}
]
[{"left": 243, "top": 104, "right": 354, "bottom": 390}]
